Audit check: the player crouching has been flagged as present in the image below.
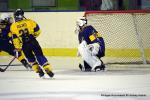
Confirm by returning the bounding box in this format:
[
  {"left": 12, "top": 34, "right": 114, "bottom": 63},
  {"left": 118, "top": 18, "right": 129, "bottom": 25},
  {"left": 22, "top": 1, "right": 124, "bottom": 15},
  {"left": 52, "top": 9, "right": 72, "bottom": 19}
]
[{"left": 75, "top": 17, "right": 105, "bottom": 72}]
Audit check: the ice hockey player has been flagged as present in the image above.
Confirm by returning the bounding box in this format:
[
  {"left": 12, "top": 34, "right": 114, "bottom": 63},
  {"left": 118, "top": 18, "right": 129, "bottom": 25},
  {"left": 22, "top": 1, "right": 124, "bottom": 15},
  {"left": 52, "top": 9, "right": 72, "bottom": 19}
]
[
  {"left": 10, "top": 9, "right": 54, "bottom": 78},
  {"left": 0, "top": 13, "right": 31, "bottom": 70},
  {"left": 75, "top": 17, "right": 105, "bottom": 72}
]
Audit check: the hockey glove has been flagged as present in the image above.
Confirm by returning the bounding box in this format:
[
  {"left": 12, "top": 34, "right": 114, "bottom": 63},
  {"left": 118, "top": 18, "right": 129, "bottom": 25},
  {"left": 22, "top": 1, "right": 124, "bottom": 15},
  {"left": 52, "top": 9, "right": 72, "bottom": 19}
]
[{"left": 14, "top": 48, "right": 21, "bottom": 58}]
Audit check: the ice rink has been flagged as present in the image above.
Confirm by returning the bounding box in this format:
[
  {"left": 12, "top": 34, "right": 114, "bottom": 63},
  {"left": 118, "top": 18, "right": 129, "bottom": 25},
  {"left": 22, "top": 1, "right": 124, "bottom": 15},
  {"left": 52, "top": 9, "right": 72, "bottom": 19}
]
[{"left": 0, "top": 57, "right": 150, "bottom": 100}]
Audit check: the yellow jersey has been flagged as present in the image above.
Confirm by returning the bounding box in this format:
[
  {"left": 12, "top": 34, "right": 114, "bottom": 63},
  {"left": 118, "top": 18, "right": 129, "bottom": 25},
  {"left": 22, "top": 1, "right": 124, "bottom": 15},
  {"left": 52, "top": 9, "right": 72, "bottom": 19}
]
[{"left": 10, "top": 19, "right": 41, "bottom": 49}]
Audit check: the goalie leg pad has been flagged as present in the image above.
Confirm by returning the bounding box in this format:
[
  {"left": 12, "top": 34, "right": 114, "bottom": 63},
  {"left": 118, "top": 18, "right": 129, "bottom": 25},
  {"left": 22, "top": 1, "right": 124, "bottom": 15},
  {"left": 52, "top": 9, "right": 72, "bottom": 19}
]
[
  {"left": 78, "top": 41, "right": 102, "bottom": 71},
  {"left": 84, "top": 61, "right": 92, "bottom": 72}
]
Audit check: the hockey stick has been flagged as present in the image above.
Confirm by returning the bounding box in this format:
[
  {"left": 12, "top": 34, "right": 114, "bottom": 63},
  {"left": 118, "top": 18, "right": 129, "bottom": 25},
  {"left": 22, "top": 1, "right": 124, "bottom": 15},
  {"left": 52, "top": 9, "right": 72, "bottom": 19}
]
[{"left": 0, "top": 57, "right": 16, "bottom": 72}]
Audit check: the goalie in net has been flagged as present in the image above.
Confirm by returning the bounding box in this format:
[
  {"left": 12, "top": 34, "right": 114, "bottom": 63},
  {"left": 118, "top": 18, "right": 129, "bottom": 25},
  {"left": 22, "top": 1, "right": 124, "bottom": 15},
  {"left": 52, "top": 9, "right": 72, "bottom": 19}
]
[{"left": 75, "top": 16, "right": 105, "bottom": 72}]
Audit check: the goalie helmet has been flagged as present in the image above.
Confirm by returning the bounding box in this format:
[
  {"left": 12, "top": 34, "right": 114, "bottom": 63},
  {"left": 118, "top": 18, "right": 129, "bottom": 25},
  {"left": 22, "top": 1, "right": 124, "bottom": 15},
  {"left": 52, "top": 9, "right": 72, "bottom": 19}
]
[
  {"left": 76, "top": 17, "right": 87, "bottom": 27},
  {"left": 14, "top": 8, "right": 24, "bottom": 21}
]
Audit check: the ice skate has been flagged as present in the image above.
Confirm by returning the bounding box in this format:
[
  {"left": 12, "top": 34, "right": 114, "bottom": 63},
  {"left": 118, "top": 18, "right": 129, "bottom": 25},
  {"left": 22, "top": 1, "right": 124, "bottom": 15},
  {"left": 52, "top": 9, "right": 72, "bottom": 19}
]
[
  {"left": 79, "top": 63, "right": 84, "bottom": 71},
  {"left": 43, "top": 63, "right": 54, "bottom": 78},
  {"left": 79, "top": 63, "right": 91, "bottom": 72},
  {"left": 38, "top": 69, "right": 45, "bottom": 78},
  {"left": 21, "top": 59, "right": 32, "bottom": 70},
  {"left": 94, "top": 64, "right": 105, "bottom": 72}
]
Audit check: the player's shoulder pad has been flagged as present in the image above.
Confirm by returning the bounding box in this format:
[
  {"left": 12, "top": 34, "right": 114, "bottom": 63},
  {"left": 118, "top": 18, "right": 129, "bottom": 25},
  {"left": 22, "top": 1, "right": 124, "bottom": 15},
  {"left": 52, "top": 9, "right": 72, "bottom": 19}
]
[
  {"left": 85, "top": 25, "right": 95, "bottom": 31},
  {"left": 26, "top": 18, "right": 38, "bottom": 26},
  {"left": 26, "top": 18, "right": 36, "bottom": 23},
  {"left": 87, "top": 25, "right": 94, "bottom": 29},
  {"left": 87, "top": 25, "right": 98, "bottom": 33}
]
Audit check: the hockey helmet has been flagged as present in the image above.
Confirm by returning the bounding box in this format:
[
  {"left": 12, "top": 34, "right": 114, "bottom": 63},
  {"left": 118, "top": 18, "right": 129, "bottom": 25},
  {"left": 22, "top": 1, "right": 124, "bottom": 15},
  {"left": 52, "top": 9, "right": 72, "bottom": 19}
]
[
  {"left": 14, "top": 8, "right": 24, "bottom": 21},
  {"left": 76, "top": 17, "right": 87, "bottom": 27}
]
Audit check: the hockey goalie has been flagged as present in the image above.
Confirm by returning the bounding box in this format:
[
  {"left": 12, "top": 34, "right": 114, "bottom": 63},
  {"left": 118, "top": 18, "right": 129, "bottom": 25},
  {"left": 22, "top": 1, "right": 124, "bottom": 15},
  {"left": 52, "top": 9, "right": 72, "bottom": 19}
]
[{"left": 75, "top": 17, "right": 105, "bottom": 72}]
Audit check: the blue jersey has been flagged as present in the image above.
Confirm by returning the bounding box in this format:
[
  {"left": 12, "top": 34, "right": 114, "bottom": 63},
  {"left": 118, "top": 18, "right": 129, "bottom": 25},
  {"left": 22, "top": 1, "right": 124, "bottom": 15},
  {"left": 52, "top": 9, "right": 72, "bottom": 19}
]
[
  {"left": 78, "top": 25, "right": 105, "bottom": 57},
  {"left": 0, "top": 21, "right": 14, "bottom": 55},
  {"left": 0, "top": 21, "right": 11, "bottom": 40}
]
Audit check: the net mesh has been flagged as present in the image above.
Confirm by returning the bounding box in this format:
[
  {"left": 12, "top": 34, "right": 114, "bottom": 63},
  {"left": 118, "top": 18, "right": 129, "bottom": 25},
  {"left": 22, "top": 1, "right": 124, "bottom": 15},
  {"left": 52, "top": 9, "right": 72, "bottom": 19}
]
[{"left": 85, "top": 11, "right": 150, "bottom": 64}]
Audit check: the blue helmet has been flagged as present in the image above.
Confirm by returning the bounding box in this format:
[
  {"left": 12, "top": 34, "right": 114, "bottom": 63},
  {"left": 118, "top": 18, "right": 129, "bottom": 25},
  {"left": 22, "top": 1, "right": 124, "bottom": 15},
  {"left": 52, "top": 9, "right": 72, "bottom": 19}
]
[{"left": 14, "top": 8, "right": 24, "bottom": 21}]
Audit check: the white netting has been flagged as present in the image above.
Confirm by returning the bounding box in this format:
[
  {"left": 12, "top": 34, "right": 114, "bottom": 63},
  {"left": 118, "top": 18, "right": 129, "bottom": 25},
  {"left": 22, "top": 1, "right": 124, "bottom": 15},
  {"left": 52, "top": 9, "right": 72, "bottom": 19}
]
[{"left": 85, "top": 11, "right": 150, "bottom": 64}]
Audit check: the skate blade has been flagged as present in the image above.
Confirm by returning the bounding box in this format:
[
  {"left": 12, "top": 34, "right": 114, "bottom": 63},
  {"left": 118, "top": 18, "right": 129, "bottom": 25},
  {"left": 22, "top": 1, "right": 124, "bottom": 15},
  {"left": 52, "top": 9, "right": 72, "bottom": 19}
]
[{"left": 41, "top": 75, "right": 55, "bottom": 79}]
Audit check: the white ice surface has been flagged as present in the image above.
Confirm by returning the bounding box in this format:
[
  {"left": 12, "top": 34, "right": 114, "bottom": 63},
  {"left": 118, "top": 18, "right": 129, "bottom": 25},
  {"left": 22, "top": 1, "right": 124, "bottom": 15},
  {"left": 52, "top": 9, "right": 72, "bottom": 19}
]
[{"left": 0, "top": 57, "right": 150, "bottom": 100}]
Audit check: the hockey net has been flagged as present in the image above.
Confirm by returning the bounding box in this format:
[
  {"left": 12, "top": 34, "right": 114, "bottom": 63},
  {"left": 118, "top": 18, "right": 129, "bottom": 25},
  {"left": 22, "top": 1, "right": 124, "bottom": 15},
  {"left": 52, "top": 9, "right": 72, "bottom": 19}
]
[{"left": 85, "top": 10, "right": 150, "bottom": 64}]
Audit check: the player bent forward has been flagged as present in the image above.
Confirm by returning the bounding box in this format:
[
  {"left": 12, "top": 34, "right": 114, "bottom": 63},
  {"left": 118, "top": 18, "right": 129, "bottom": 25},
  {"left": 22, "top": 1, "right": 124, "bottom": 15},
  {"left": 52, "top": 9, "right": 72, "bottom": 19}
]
[
  {"left": 10, "top": 9, "right": 54, "bottom": 78},
  {"left": 75, "top": 17, "right": 105, "bottom": 72},
  {"left": 0, "top": 13, "right": 31, "bottom": 70}
]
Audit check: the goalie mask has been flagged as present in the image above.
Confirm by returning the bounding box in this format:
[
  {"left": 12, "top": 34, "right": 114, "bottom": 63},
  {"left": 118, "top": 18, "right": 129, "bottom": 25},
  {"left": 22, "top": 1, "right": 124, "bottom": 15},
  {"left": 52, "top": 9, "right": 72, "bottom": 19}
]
[
  {"left": 14, "top": 8, "right": 24, "bottom": 21},
  {"left": 75, "top": 17, "right": 87, "bottom": 34},
  {"left": 76, "top": 17, "right": 87, "bottom": 27}
]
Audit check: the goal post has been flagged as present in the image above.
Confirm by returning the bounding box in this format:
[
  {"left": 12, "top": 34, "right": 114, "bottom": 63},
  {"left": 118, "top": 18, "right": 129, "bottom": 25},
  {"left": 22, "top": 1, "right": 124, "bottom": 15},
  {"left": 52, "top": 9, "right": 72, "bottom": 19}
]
[{"left": 84, "top": 10, "right": 150, "bottom": 64}]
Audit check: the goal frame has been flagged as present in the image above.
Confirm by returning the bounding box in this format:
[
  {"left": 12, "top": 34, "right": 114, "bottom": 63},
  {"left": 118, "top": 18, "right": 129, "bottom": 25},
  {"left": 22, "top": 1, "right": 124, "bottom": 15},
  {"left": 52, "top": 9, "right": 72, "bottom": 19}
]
[{"left": 85, "top": 10, "right": 150, "bottom": 64}]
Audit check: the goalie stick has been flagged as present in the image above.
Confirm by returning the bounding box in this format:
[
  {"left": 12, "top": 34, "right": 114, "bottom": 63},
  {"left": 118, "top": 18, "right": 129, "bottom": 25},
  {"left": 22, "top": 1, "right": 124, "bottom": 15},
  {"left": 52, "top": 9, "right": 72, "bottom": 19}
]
[{"left": 0, "top": 57, "right": 16, "bottom": 72}]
